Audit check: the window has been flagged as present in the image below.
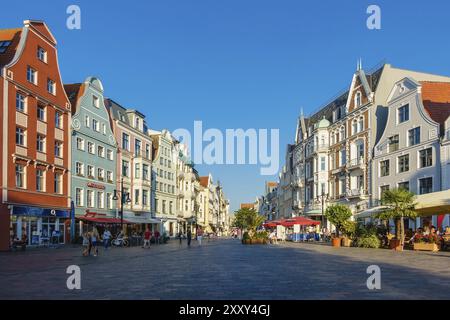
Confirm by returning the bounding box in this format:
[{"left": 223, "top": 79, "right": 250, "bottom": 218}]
[
  {"left": 75, "top": 162, "right": 84, "bottom": 176},
  {"left": 107, "top": 171, "right": 113, "bottom": 182},
  {"left": 85, "top": 115, "right": 90, "bottom": 127},
  {"left": 0, "top": 41, "right": 11, "bottom": 53},
  {"left": 408, "top": 127, "right": 420, "bottom": 146},
  {"left": 37, "top": 105, "right": 45, "bottom": 121},
  {"left": 16, "top": 127, "right": 25, "bottom": 146},
  {"left": 352, "top": 120, "right": 358, "bottom": 135},
  {"left": 15, "top": 164, "right": 25, "bottom": 188},
  {"left": 122, "top": 133, "right": 129, "bottom": 150},
  {"left": 97, "top": 168, "right": 105, "bottom": 181},
  {"left": 27, "top": 66, "right": 37, "bottom": 84},
  {"left": 145, "top": 144, "right": 150, "bottom": 159},
  {"left": 339, "top": 126, "right": 345, "bottom": 141},
  {"left": 358, "top": 117, "right": 364, "bottom": 132},
  {"left": 143, "top": 164, "right": 149, "bottom": 181},
  {"left": 398, "top": 181, "right": 409, "bottom": 191},
  {"left": 398, "top": 154, "right": 409, "bottom": 173},
  {"left": 92, "top": 119, "right": 99, "bottom": 132},
  {"left": 36, "top": 135, "right": 45, "bottom": 152},
  {"left": 380, "top": 160, "right": 390, "bottom": 177},
  {"left": 87, "top": 165, "right": 94, "bottom": 178},
  {"left": 135, "top": 163, "right": 140, "bottom": 179},
  {"left": 419, "top": 177, "right": 433, "bottom": 194},
  {"left": 134, "top": 189, "right": 140, "bottom": 205},
  {"left": 97, "top": 145, "right": 105, "bottom": 158},
  {"left": 398, "top": 104, "right": 409, "bottom": 123},
  {"left": 97, "top": 192, "right": 104, "bottom": 209},
  {"left": 36, "top": 169, "right": 45, "bottom": 192},
  {"left": 168, "top": 160, "right": 172, "bottom": 168},
  {"left": 54, "top": 172, "right": 62, "bottom": 194},
  {"left": 55, "top": 112, "right": 62, "bottom": 129},
  {"left": 380, "top": 185, "right": 390, "bottom": 200},
  {"left": 107, "top": 149, "right": 113, "bottom": 161},
  {"left": 76, "top": 137, "right": 84, "bottom": 151},
  {"left": 162, "top": 200, "right": 166, "bottom": 214},
  {"left": 160, "top": 157, "right": 163, "bottom": 165},
  {"left": 388, "top": 135, "right": 399, "bottom": 153},
  {"left": 87, "top": 142, "right": 94, "bottom": 154},
  {"left": 135, "top": 139, "right": 141, "bottom": 156},
  {"left": 87, "top": 190, "right": 94, "bottom": 208},
  {"left": 419, "top": 148, "right": 432, "bottom": 168},
  {"left": 122, "top": 160, "right": 129, "bottom": 177},
  {"left": 320, "top": 157, "right": 326, "bottom": 171},
  {"left": 76, "top": 188, "right": 84, "bottom": 206},
  {"left": 37, "top": 47, "right": 47, "bottom": 62},
  {"left": 47, "top": 79, "right": 56, "bottom": 95},
  {"left": 107, "top": 193, "right": 113, "bottom": 209},
  {"left": 356, "top": 141, "right": 364, "bottom": 159},
  {"left": 93, "top": 95, "right": 99, "bottom": 108},
  {"left": 355, "top": 91, "right": 362, "bottom": 108},
  {"left": 340, "top": 148, "right": 346, "bottom": 166},
  {"left": 16, "top": 93, "right": 26, "bottom": 112},
  {"left": 143, "top": 190, "right": 148, "bottom": 206},
  {"left": 54, "top": 141, "right": 63, "bottom": 158},
  {"left": 357, "top": 175, "right": 364, "bottom": 190},
  {"left": 102, "top": 123, "right": 106, "bottom": 135}
]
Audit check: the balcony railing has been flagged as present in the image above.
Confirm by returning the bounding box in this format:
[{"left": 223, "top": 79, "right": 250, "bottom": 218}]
[
  {"left": 346, "top": 188, "right": 366, "bottom": 198},
  {"left": 347, "top": 157, "right": 364, "bottom": 169}
]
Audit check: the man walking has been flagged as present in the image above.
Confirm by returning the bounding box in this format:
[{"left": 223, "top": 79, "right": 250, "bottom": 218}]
[
  {"left": 143, "top": 228, "right": 151, "bottom": 249},
  {"left": 187, "top": 229, "right": 192, "bottom": 247},
  {"left": 197, "top": 227, "right": 203, "bottom": 246},
  {"left": 103, "top": 228, "right": 112, "bottom": 250}
]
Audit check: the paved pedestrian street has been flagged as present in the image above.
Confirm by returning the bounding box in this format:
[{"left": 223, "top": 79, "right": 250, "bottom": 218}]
[{"left": 1, "top": 239, "right": 449, "bottom": 300}]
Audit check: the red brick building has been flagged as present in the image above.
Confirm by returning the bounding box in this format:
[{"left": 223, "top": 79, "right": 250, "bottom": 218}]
[{"left": 0, "top": 20, "right": 71, "bottom": 250}]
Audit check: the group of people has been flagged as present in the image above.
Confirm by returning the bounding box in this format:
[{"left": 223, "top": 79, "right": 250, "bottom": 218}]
[
  {"left": 82, "top": 227, "right": 104, "bottom": 256},
  {"left": 407, "top": 225, "right": 450, "bottom": 244},
  {"left": 177, "top": 227, "right": 204, "bottom": 247}
]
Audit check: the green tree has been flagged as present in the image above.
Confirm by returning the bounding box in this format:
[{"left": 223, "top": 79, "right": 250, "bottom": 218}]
[
  {"left": 324, "top": 204, "right": 352, "bottom": 237},
  {"left": 375, "top": 188, "right": 416, "bottom": 248},
  {"left": 232, "top": 208, "right": 265, "bottom": 238}
]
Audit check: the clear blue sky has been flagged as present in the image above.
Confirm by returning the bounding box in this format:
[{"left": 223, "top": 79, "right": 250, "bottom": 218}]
[{"left": 3, "top": 0, "right": 450, "bottom": 212}]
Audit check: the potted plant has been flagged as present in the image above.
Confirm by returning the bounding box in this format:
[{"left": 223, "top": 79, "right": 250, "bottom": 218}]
[
  {"left": 355, "top": 223, "right": 381, "bottom": 248},
  {"left": 341, "top": 220, "right": 356, "bottom": 247},
  {"left": 376, "top": 188, "right": 417, "bottom": 251},
  {"left": 324, "top": 204, "right": 352, "bottom": 247},
  {"left": 233, "top": 207, "right": 265, "bottom": 245},
  {"left": 413, "top": 234, "right": 440, "bottom": 252}
]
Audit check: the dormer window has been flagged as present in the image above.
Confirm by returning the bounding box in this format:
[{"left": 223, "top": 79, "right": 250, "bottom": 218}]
[
  {"left": 93, "top": 95, "right": 99, "bottom": 108},
  {"left": 135, "top": 117, "right": 140, "bottom": 129},
  {"left": 355, "top": 91, "right": 362, "bottom": 108},
  {"left": 37, "top": 46, "right": 47, "bottom": 62},
  {"left": 0, "top": 41, "right": 11, "bottom": 54}
]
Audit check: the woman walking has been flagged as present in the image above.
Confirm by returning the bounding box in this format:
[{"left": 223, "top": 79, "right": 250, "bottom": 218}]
[
  {"left": 91, "top": 227, "right": 99, "bottom": 256},
  {"left": 82, "top": 231, "right": 90, "bottom": 256}
]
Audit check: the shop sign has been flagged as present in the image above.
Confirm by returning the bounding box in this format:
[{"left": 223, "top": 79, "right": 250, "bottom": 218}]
[{"left": 87, "top": 182, "right": 105, "bottom": 190}]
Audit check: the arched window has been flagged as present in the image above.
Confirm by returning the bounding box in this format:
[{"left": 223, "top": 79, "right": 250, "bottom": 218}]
[
  {"left": 355, "top": 91, "right": 362, "bottom": 108},
  {"left": 340, "top": 126, "right": 345, "bottom": 141},
  {"left": 352, "top": 119, "right": 358, "bottom": 135},
  {"left": 358, "top": 116, "right": 364, "bottom": 132}
]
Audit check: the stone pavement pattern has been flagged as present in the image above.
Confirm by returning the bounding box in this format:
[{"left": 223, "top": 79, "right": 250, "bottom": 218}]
[{"left": 0, "top": 239, "right": 449, "bottom": 299}]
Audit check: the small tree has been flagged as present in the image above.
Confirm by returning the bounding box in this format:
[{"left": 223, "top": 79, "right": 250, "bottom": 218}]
[
  {"left": 376, "top": 188, "right": 416, "bottom": 248},
  {"left": 232, "top": 208, "right": 265, "bottom": 238},
  {"left": 324, "top": 204, "right": 352, "bottom": 238}
]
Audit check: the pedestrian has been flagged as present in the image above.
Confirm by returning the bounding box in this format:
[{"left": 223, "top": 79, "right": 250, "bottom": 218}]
[
  {"left": 91, "top": 227, "right": 99, "bottom": 256},
  {"left": 143, "top": 228, "right": 151, "bottom": 249},
  {"left": 178, "top": 230, "right": 183, "bottom": 246},
  {"left": 197, "top": 227, "right": 203, "bottom": 246},
  {"left": 187, "top": 229, "right": 192, "bottom": 247},
  {"left": 154, "top": 230, "right": 160, "bottom": 244},
  {"left": 103, "top": 228, "right": 111, "bottom": 250},
  {"left": 82, "top": 231, "right": 90, "bottom": 256}
]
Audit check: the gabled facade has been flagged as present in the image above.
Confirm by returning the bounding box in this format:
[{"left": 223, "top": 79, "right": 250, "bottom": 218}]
[
  {"left": 0, "top": 21, "right": 71, "bottom": 249},
  {"left": 106, "top": 99, "right": 154, "bottom": 229},
  {"left": 65, "top": 77, "right": 118, "bottom": 230}
]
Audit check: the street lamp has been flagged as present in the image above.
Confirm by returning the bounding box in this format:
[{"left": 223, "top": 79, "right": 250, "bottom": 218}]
[
  {"left": 112, "top": 177, "right": 131, "bottom": 230},
  {"left": 316, "top": 191, "right": 329, "bottom": 229}
]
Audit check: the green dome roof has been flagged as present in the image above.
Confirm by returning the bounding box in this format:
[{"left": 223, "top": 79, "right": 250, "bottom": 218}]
[{"left": 317, "top": 117, "right": 330, "bottom": 128}]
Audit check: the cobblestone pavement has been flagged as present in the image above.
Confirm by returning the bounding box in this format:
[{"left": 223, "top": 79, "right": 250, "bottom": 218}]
[{"left": 0, "top": 239, "right": 449, "bottom": 300}]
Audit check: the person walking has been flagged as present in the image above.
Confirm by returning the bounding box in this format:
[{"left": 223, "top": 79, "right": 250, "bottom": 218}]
[
  {"left": 91, "top": 227, "right": 99, "bottom": 256},
  {"left": 143, "top": 228, "right": 151, "bottom": 249},
  {"left": 178, "top": 230, "right": 183, "bottom": 246},
  {"left": 187, "top": 229, "right": 192, "bottom": 247},
  {"left": 154, "top": 230, "right": 160, "bottom": 245},
  {"left": 197, "top": 227, "right": 203, "bottom": 246},
  {"left": 82, "top": 231, "right": 90, "bottom": 256},
  {"left": 103, "top": 228, "right": 112, "bottom": 251}
]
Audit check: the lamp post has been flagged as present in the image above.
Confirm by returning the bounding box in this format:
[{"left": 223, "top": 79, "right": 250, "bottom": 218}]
[
  {"left": 112, "top": 177, "right": 131, "bottom": 231},
  {"left": 317, "top": 191, "right": 329, "bottom": 229}
]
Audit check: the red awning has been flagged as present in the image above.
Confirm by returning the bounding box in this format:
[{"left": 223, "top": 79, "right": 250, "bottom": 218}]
[{"left": 77, "top": 215, "right": 130, "bottom": 224}]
